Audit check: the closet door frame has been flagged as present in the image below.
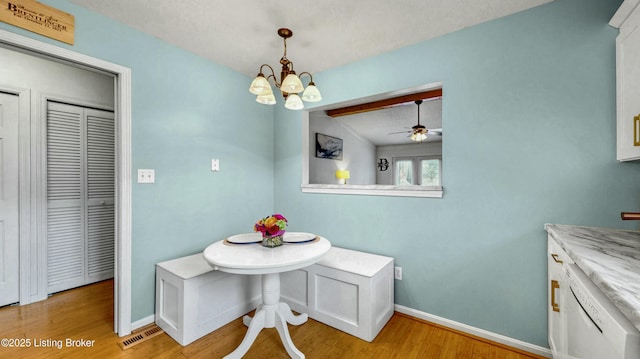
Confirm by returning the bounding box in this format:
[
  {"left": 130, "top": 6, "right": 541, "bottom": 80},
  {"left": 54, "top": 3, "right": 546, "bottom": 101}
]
[{"left": 0, "top": 29, "right": 133, "bottom": 337}]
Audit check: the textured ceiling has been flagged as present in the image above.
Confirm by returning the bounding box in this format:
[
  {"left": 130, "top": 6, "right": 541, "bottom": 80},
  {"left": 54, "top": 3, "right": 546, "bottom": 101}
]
[
  {"left": 68, "top": 0, "right": 552, "bottom": 145},
  {"left": 69, "top": 0, "right": 553, "bottom": 77}
]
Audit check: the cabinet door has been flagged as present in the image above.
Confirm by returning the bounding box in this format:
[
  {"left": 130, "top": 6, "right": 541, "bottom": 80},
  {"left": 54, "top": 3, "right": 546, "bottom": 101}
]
[
  {"left": 616, "top": 4, "right": 640, "bottom": 161},
  {"left": 547, "top": 237, "right": 567, "bottom": 358}
]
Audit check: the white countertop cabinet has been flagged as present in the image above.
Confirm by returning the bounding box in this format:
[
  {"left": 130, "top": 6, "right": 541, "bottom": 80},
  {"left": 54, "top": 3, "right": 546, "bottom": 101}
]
[
  {"left": 545, "top": 224, "right": 640, "bottom": 358},
  {"left": 545, "top": 224, "right": 640, "bottom": 332},
  {"left": 611, "top": 0, "right": 640, "bottom": 161}
]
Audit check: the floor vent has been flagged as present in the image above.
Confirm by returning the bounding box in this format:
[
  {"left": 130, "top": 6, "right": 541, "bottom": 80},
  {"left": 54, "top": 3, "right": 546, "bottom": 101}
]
[{"left": 117, "top": 324, "right": 164, "bottom": 350}]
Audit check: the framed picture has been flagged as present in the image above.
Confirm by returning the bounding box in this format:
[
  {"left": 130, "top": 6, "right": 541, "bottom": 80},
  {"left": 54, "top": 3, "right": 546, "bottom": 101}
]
[{"left": 315, "top": 133, "right": 343, "bottom": 160}]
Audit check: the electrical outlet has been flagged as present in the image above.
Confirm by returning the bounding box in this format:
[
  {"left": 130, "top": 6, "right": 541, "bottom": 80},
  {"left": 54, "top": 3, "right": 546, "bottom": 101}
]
[
  {"left": 394, "top": 266, "right": 402, "bottom": 280},
  {"left": 137, "top": 169, "right": 155, "bottom": 183},
  {"left": 211, "top": 159, "right": 220, "bottom": 171}
]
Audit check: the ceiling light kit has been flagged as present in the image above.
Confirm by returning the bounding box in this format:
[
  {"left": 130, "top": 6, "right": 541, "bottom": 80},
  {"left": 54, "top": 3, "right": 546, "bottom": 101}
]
[{"left": 249, "top": 28, "right": 322, "bottom": 110}]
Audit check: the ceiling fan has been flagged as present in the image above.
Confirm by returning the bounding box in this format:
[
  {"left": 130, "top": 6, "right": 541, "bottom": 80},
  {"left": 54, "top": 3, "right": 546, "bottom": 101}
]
[{"left": 388, "top": 100, "right": 442, "bottom": 142}]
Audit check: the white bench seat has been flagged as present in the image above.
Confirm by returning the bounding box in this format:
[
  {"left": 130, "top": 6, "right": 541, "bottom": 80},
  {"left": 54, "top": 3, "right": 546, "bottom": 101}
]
[
  {"left": 281, "top": 247, "right": 395, "bottom": 342},
  {"left": 155, "top": 253, "right": 260, "bottom": 346},
  {"left": 155, "top": 247, "right": 394, "bottom": 345}
]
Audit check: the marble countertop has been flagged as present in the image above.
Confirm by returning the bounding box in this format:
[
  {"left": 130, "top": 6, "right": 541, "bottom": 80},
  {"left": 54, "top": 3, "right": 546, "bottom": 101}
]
[{"left": 545, "top": 224, "right": 640, "bottom": 332}]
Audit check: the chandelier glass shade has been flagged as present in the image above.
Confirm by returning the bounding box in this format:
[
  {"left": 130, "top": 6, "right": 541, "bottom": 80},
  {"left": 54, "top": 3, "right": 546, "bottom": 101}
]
[
  {"left": 249, "top": 75, "right": 271, "bottom": 95},
  {"left": 284, "top": 94, "right": 304, "bottom": 110},
  {"left": 249, "top": 28, "right": 322, "bottom": 110},
  {"left": 256, "top": 92, "right": 276, "bottom": 105},
  {"left": 281, "top": 73, "right": 304, "bottom": 93}
]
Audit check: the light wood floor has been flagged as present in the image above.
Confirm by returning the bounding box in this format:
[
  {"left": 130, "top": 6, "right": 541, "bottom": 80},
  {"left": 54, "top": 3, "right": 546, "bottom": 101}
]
[{"left": 0, "top": 280, "right": 546, "bottom": 358}]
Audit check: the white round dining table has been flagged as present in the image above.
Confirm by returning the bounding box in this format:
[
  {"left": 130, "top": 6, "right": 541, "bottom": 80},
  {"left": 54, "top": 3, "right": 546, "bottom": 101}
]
[{"left": 203, "top": 233, "right": 331, "bottom": 359}]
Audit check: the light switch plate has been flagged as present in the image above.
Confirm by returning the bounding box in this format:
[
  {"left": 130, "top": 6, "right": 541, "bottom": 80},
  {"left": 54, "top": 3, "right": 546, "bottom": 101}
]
[
  {"left": 138, "top": 169, "right": 155, "bottom": 183},
  {"left": 211, "top": 159, "right": 220, "bottom": 171}
]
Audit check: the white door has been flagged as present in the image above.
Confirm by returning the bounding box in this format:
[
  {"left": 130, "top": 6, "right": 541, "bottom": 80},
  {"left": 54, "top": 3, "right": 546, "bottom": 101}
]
[
  {"left": 46, "top": 102, "right": 115, "bottom": 294},
  {"left": 0, "top": 91, "right": 20, "bottom": 306}
]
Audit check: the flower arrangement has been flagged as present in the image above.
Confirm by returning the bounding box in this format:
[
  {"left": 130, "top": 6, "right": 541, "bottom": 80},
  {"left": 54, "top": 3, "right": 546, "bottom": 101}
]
[
  {"left": 254, "top": 214, "right": 288, "bottom": 248},
  {"left": 254, "top": 213, "right": 288, "bottom": 238}
]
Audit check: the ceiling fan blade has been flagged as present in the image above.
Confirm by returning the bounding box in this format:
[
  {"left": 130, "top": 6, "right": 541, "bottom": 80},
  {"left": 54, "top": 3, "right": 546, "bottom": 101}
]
[{"left": 387, "top": 130, "right": 411, "bottom": 135}]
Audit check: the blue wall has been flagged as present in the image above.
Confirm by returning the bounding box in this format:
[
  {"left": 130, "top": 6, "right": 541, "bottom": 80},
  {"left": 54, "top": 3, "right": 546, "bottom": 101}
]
[
  {"left": 3, "top": 0, "right": 639, "bottom": 348},
  {"left": 275, "top": 0, "right": 639, "bottom": 347},
  {"left": 0, "top": 1, "right": 275, "bottom": 322}
]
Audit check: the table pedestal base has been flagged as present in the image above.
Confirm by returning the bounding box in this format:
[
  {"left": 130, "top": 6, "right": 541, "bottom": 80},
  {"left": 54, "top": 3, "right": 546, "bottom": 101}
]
[{"left": 223, "top": 273, "right": 308, "bottom": 359}]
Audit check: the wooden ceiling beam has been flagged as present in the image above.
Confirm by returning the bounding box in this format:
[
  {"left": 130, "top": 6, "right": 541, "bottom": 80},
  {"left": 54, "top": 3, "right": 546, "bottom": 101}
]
[{"left": 326, "top": 88, "right": 442, "bottom": 118}]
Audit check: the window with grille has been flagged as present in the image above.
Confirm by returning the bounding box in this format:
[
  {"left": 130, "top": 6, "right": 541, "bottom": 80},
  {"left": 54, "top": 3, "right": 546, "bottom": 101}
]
[{"left": 393, "top": 156, "right": 442, "bottom": 186}]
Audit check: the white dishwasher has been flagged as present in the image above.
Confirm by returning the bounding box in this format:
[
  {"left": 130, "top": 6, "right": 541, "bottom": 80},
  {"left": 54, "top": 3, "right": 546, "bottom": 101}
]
[{"left": 564, "top": 262, "right": 640, "bottom": 359}]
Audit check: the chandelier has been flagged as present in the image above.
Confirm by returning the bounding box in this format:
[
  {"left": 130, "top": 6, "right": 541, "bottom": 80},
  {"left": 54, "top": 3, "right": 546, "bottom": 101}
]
[{"left": 248, "top": 28, "right": 322, "bottom": 110}]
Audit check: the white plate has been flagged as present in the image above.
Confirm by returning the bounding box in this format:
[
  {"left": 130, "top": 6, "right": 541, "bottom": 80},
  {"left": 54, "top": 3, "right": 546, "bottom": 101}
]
[
  {"left": 283, "top": 232, "right": 316, "bottom": 243},
  {"left": 226, "top": 232, "right": 262, "bottom": 244}
]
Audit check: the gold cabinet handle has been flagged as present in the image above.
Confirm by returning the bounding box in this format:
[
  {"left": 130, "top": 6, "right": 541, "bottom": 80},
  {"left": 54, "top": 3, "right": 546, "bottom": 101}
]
[
  {"left": 551, "top": 280, "right": 560, "bottom": 312},
  {"left": 551, "top": 254, "right": 563, "bottom": 264}
]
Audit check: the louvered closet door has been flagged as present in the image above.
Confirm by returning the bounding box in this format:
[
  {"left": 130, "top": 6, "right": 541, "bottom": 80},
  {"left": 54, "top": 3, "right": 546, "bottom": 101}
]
[
  {"left": 46, "top": 102, "right": 114, "bottom": 294},
  {"left": 86, "top": 109, "right": 115, "bottom": 283},
  {"left": 47, "top": 102, "right": 84, "bottom": 293}
]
